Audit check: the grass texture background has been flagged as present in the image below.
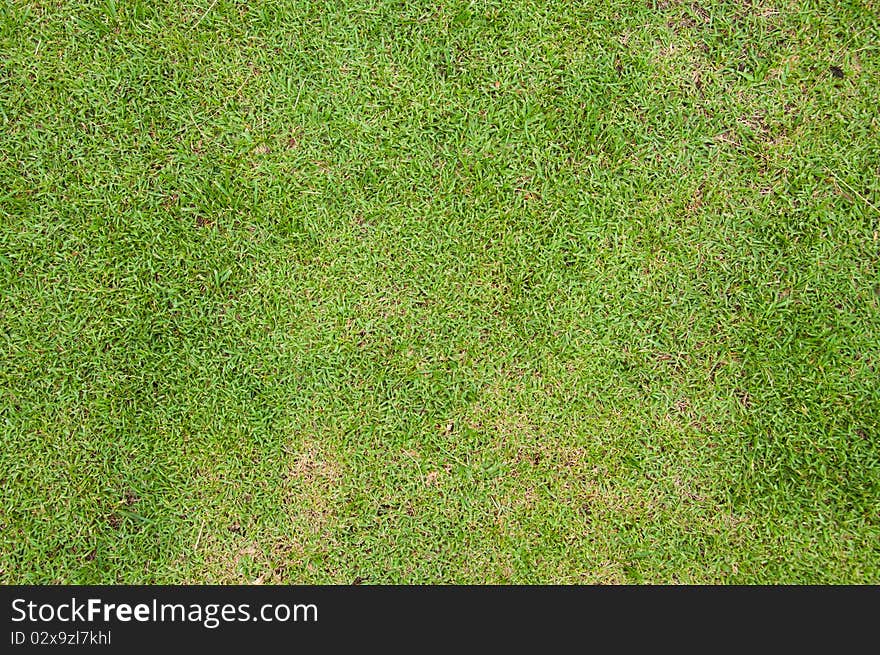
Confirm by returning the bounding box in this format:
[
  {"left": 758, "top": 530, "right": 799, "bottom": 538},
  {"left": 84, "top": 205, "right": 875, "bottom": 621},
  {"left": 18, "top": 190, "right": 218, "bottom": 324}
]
[{"left": 1, "top": 0, "right": 878, "bottom": 582}]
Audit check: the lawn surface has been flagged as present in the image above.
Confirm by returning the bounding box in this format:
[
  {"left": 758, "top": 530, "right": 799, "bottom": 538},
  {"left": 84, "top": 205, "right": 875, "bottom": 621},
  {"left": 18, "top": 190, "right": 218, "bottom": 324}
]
[{"left": 1, "top": 0, "right": 879, "bottom": 583}]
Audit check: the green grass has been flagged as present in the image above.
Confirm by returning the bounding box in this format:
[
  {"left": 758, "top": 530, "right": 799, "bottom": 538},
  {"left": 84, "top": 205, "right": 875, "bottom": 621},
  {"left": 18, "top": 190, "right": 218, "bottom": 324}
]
[{"left": 1, "top": 0, "right": 878, "bottom": 584}]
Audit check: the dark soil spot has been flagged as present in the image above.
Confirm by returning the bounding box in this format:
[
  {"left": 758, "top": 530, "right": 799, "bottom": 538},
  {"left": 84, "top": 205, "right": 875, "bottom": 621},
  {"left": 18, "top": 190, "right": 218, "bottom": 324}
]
[
  {"left": 691, "top": 2, "right": 710, "bottom": 21},
  {"left": 830, "top": 65, "right": 844, "bottom": 79}
]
